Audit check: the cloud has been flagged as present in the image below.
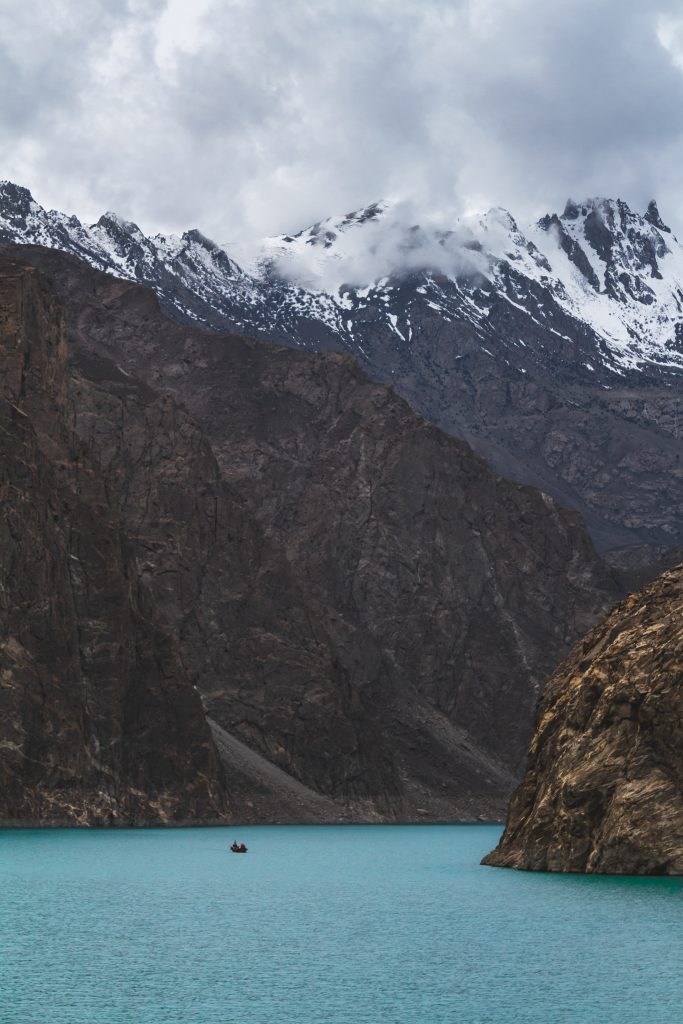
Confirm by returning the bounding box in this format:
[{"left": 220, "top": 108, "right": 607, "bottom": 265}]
[
  {"left": 266, "top": 200, "right": 490, "bottom": 292},
  {"left": 2, "top": 0, "right": 683, "bottom": 243}
]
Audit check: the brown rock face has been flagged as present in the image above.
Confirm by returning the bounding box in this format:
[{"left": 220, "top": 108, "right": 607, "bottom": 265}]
[
  {"left": 359, "top": 322, "right": 683, "bottom": 561},
  {"left": 483, "top": 565, "right": 683, "bottom": 874},
  {"left": 0, "top": 249, "right": 620, "bottom": 822},
  {"left": 0, "top": 260, "right": 226, "bottom": 824}
]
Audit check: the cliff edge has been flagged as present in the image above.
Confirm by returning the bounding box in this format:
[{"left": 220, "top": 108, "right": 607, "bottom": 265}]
[
  {"left": 483, "top": 565, "right": 683, "bottom": 873},
  {"left": 0, "top": 259, "right": 227, "bottom": 824}
]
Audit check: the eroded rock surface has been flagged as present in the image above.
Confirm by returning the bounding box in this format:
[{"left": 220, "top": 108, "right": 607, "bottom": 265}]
[
  {"left": 0, "top": 260, "right": 226, "bottom": 824},
  {"left": 483, "top": 565, "right": 683, "bottom": 873},
  {"left": 0, "top": 249, "right": 620, "bottom": 822}
]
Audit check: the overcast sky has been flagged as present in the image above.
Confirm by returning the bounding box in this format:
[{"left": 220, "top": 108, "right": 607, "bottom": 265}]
[{"left": 4, "top": 0, "right": 683, "bottom": 243}]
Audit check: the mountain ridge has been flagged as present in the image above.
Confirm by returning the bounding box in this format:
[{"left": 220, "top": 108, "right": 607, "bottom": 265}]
[
  {"left": 4, "top": 181, "right": 683, "bottom": 376},
  {"left": 0, "top": 182, "right": 681, "bottom": 563}
]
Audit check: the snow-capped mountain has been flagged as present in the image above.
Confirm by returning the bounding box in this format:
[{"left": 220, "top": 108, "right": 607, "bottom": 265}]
[
  {"left": 246, "top": 194, "right": 683, "bottom": 376},
  {"left": 0, "top": 180, "right": 681, "bottom": 561},
  {"left": 2, "top": 180, "right": 682, "bottom": 376}
]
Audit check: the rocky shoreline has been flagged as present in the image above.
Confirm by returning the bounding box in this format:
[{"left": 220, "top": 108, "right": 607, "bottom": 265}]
[{"left": 483, "top": 565, "right": 683, "bottom": 874}]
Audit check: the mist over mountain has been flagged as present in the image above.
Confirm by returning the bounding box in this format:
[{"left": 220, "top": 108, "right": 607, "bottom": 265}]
[{"left": 237, "top": 200, "right": 488, "bottom": 291}]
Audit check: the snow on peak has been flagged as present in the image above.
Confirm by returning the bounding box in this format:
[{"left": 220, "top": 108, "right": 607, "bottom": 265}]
[
  {"left": 253, "top": 199, "right": 488, "bottom": 293},
  {"left": 95, "top": 212, "right": 144, "bottom": 238},
  {"left": 524, "top": 196, "right": 683, "bottom": 368},
  {"left": 0, "top": 180, "right": 35, "bottom": 209},
  {"left": 0, "top": 178, "right": 681, "bottom": 376}
]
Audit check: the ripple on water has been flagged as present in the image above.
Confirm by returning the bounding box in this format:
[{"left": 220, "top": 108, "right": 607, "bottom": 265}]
[{"left": 1, "top": 824, "right": 682, "bottom": 1024}]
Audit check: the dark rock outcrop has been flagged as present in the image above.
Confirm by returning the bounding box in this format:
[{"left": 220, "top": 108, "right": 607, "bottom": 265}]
[
  {"left": 644, "top": 199, "right": 670, "bottom": 233},
  {"left": 483, "top": 565, "right": 683, "bottom": 874},
  {"left": 0, "top": 248, "right": 620, "bottom": 822},
  {"left": 0, "top": 259, "right": 226, "bottom": 824}
]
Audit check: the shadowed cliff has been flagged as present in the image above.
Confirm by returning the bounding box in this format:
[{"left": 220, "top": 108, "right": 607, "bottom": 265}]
[
  {"left": 0, "top": 248, "right": 620, "bottom": 822},
  {"left": 0, "top": 260, "right": 226, "bottom": 824}
]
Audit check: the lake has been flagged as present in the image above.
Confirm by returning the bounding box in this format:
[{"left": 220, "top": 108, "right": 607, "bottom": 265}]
[{"left": 1, "top": 824, "right": 681, "bottom": 1023}]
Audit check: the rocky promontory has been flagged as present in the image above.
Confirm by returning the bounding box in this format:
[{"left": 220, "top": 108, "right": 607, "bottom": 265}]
[{"left": 483, "top": 565, "right": 683, "bottom": 873}]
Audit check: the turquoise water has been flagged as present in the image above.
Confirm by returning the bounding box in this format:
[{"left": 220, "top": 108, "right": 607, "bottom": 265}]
[{"left": 1, "top": 825, "right": 682, "bottom": 1023}]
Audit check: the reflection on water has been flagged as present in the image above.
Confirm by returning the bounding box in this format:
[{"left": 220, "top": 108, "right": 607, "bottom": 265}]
[{"left": 1, "top": 824, "right": 682, "bottom": 1024}]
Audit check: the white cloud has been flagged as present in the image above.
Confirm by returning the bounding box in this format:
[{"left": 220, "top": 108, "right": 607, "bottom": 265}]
[
  {"left": 263, "top": 200, "right": 488, "bottom": 292},
  {"left": 154, "top": 0, "right": 214, "bottom": 70},
  {"left": 2, "top": 0, "right": 683, "bottom": 243}
]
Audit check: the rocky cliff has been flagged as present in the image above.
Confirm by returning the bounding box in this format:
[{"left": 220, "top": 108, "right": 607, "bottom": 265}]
[
  {"left": 483, "top": 565, "right": 683, "bottom": 873},
  {"left": 0, "top": 248, "right": 620, "bottom": 822},
  {"left": 0, "top": 259, "right": 226, "bottom": 825}
]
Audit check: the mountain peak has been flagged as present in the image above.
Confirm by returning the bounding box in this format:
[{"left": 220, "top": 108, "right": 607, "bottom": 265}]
[
  {"left": 560, "top": 197, "right": 625, "bottom": 221},
  {"left": 561, "top": 198, "right": 580, "bottom": 220},
  {"left": 0, "top": 181, "right": 38, "bottom": 216},
  {"left": 290, "top": 199, "right": 391, "bottom": 244},
  {"left": 95, "top": 212, "right": 143, "bottom": 238},
  {"left": 558, "top": 196, "right": 671, "bottom": 234},
  {"left": 182, "top": 227, "right": 219, "bottom": 250},
  {"left": 481, "top": 206, "right": 519, "bottom": 233},
  {"left": 341, "top": 200, "right": 389, "bottom": 226},
  {"left": 644, "top": 198, "right": 670, "bottom": 233}
]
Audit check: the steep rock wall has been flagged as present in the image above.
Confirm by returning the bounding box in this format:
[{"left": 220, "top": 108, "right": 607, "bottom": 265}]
[{"left": 484, "top": 566, "right": 683, "bottom": 873}]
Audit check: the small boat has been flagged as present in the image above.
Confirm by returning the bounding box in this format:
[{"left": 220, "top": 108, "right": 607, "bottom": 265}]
[{"left": 230, "top": 842, "right": 248, "bottom": 853}]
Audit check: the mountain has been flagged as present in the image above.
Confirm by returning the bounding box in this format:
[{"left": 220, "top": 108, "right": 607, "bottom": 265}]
[
  {"left": 0, "top": 182, "right": 680, "bottom": 564},
  {"left": 483, "top": 563, "right": 683, "bottom": 874},
  {"left": 0, "top": 256, "right": 226, "bottom": 825},
  {"left": 0, "top": 247, "right": 619, "bottom": 823}
]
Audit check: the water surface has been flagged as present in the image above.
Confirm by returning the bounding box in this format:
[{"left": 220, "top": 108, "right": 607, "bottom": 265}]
[{"left": 1, "top": 825, "right": 682, "bottom": 1023}]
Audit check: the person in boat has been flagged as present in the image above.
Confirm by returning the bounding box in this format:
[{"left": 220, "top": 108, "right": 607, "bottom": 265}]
[{"left": 230, "top": 840, "right": 240, "bottom": 852}]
